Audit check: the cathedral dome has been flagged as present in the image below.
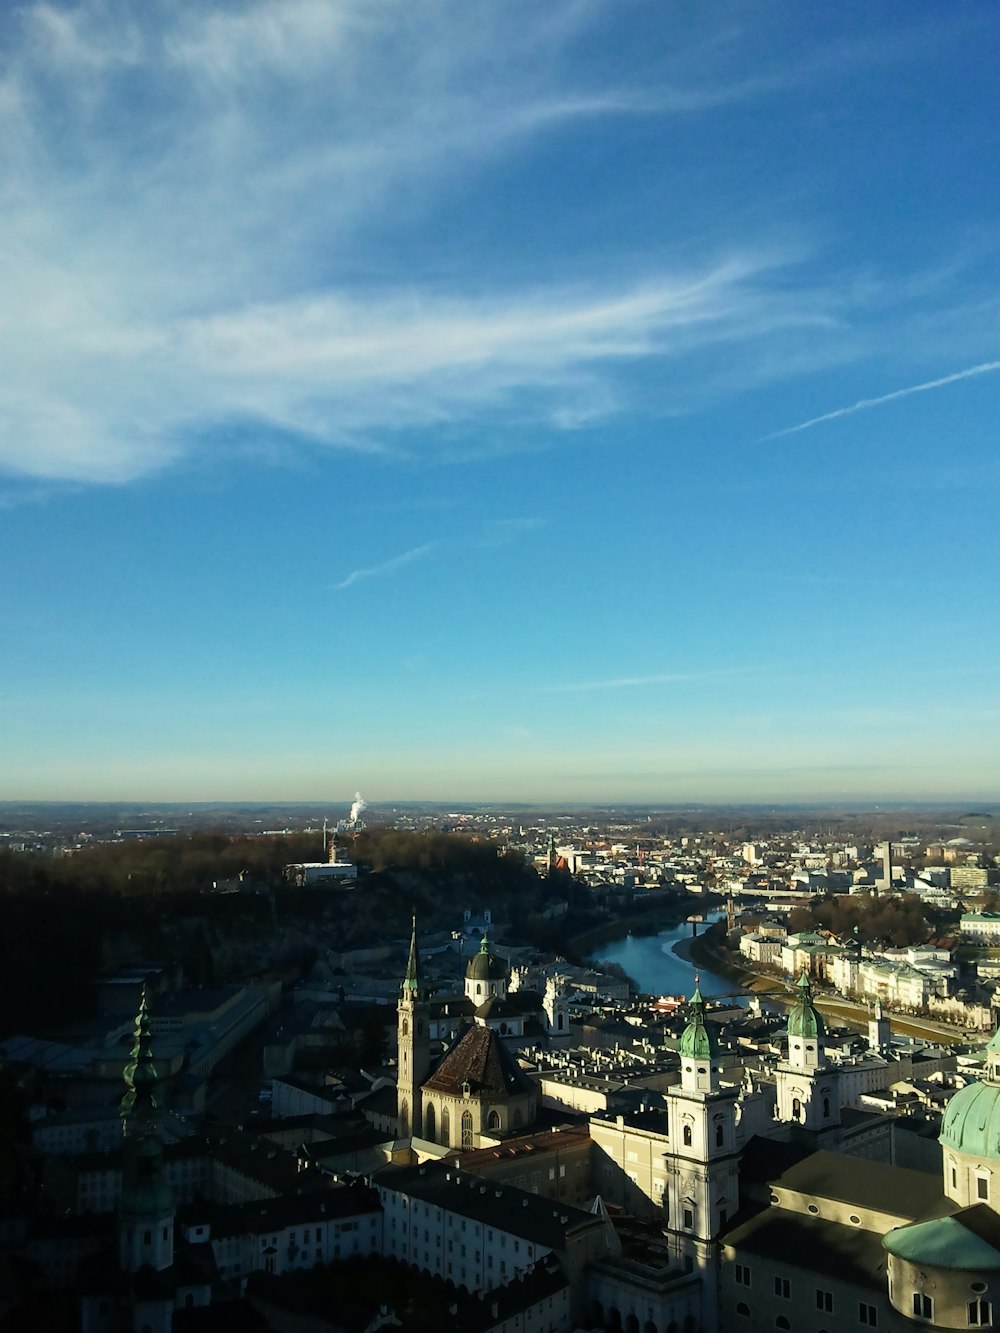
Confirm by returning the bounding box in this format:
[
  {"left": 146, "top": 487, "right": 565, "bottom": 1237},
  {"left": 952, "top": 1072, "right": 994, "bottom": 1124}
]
[
  {"left": 940, "top": 1031, "right": 1000, "bottom": 1159},
  {"left": 940, "top": 1079, "right": 1000, "bottom": 1159},
  {"left": 786, "top": 971, "right": 826, "bottom": 1040},
  {"left": 466, "top": 936, "right": 508, "bottom": 983}
]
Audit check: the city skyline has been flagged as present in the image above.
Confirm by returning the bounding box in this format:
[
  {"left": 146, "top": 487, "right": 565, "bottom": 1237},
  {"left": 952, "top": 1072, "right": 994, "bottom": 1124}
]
[{"left": 3, "top": 2, "right": 999, "bottom": 803}]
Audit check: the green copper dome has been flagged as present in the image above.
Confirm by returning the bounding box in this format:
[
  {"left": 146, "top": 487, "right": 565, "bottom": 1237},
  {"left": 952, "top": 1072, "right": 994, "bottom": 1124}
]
[
  {"left": 679, "top": 980, "right": 719, "bottom": 1060},
  {"left": 940, "top": 1080, "right": 1000, "bottom": 1159},
  {"left": 939, "top": 1029, "right": 1000, "bottom": 1158},
  {"left": 786, "top": 971, "right": 826, "bottom": 1041},
  {"left": 884, "top": 1214, "right": 1000, "bottom": 1271},
  {"left": 466, "top": 935, "right": 508, "bottom": 982}
]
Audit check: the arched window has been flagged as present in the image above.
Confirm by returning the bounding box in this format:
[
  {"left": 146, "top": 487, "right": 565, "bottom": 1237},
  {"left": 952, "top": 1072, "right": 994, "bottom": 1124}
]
[
  {"left": 776, "top": 1318, "right": 790, "bottom": 1331},
  {"left": 424, "top": 1103, "right": 436, "bottom": 1141},
  {"left": 487, "top": 1109, "right": 500, "bottom": 1131},
  {"left": 716, "top": 1122, "right": 724, "bottom": 1147},
  {"left": 822, "top": 1096, "right": 830, "bottom": 1118},
  {"left": 558, "top": 1013, "right": 564, "bottom": 1030},
  {"left": 512, "top": 1107, "right": 523, "bottom": 1128},
  {"left": 736, "top": 1304, "right": 750, "bottom": 1318},
  {"left": 441, "top": 1106, "right": 450, "bottom": 1143},
  {"left": 792, "top": 1097, "right": 802, "bottom": 1121},
  {"left": 461, "top": 1110, "right": 473, "bottom": 1148},
  {"left": 416, "top": 1019, "right": 424, "bottom": 1036},
  {"left": 683, "top": 1124, "right": 692, "bottom": 1147},
  {"left": 477, "top": 983, "right": 483, "bottom": 996},
  {"left": 401, "top": 1017, "right": 408, "bottom": 1036},
  {"left": 399, "top": 1097, "right": 408, "bottom": 1133}
]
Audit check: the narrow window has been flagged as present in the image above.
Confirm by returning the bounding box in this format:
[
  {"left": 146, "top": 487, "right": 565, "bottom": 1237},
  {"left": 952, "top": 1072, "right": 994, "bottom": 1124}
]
[
  {"left": 683, "top": 1125, "right": 692, "bottom": 1146},
  {"left": 913, "top": 1293, "right": 933, "bottom": 1320}
]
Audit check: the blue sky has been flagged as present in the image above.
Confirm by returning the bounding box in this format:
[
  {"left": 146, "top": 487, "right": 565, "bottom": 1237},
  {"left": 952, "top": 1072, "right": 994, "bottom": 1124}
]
[{"left": 2, "top": 1, "right": 999, "bottom": 804}]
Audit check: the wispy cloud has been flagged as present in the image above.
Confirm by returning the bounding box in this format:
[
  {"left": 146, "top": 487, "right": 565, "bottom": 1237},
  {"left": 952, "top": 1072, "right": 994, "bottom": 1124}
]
[
  {"left": 763, "top": 359, "right": 1000, "bottom": 440},
  {"left": 0, "top": 0, "right": 845, "bottom": 488},
  {"left": 532, "top": 667, "right": 757, "bottom": 694},
  {"left": 333, "top": 542, "right": 439, "bottom": 591},
  {"left": 333, "top": 513, "right": 542, "bottom": 590}
]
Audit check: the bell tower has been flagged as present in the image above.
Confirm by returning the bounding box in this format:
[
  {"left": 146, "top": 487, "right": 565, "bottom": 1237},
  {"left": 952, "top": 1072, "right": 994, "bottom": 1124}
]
[
  {"left": 868, "top": 995, "right": 891, "bottom": 1054},
  {"left": 397, "top": 913, "right": 430, "bottom": 1138},
  {"left": 663, "top": 979, "right": 739, "bottom": 1294},
  {"left": 775, "top": 972, "right": 840, "bottom": 1132}
]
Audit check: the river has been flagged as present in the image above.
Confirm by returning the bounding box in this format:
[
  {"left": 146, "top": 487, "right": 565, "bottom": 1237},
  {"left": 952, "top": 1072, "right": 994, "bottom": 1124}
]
[{"left": 587, "top": 912, "right": 746, "bottom": 1001}]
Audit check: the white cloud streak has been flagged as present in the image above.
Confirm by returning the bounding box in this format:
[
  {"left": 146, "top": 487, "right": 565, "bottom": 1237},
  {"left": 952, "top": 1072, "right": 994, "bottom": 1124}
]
[
  {"left": 333, "top": 542, "right": 439, "bottom": 591},
  {"left": 532, "top": 667, "right": 757, "bottom": 694},
  {"left": 0, "top": 0, "right": 844, "bottom": 487},
  {"left": 764, "top": 359, "right": 1000, "bottom": 440}
]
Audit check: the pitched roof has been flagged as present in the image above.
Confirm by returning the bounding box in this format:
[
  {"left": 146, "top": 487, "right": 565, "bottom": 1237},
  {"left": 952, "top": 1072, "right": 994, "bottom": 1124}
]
[
  {"left": 422, "top": 1024, "right": 535, "bottom": 1098},
  {"left": 722, "top": 1206, "right": 887, "bottom": 1291},
  {"left": 375, "top": 1161, "right": 599, "bottom": 1249}
]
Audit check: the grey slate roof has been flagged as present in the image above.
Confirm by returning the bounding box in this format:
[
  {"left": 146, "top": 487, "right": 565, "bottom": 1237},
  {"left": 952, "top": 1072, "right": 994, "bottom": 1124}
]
[{"left": 375, "top": 1161, "right": 601, "bottom": 1250}]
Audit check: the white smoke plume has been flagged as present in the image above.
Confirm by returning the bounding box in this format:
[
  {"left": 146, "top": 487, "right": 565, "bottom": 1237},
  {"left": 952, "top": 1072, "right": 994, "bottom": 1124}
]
[{"left": 350, "top": 792, "right": 366, "bottom": 823}]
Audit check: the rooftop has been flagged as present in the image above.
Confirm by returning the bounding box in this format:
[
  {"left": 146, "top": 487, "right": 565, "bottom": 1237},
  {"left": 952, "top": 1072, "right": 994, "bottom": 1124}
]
[{"left": 375, "top": 1161, "right": 602, "bottom": 1250}]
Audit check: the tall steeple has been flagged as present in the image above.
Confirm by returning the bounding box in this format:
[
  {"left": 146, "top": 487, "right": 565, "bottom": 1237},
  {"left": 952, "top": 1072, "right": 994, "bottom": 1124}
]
[
  {"left": 120, "top": 986, "right": 160, "bottom": 1135},
  {"left": 402, "top": 912, "right": 423, "bottom": 999},
  {"left": 118, "top": 988, "right": 174, "bottom": 1273},
  {"left": 397, "top": 912, "right": 430, "bottom": 1139}
]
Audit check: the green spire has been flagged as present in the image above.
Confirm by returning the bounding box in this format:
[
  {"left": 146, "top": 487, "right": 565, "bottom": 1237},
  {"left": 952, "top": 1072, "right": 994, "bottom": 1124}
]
[
  {"left": 120, "top": 986, "right": 160, "bottom": 1135},
  {"left": 787, "top": 969, "right": 826, "bottom": 1040},
  {"left": 479, "top": 934, "right": 490, "bottom": 954},
  {"left": 679, "top": 974, "right": 718, "bottom": 1060},
  {"left": 402, "top": 913, "right": 422, "bottom": 995}
]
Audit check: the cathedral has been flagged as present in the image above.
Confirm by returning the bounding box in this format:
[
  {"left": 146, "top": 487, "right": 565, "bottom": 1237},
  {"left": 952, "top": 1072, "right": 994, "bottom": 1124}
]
[
  {"left": 396, "top": 917, "right": 546, "bottom": 1149},
  {"left": 592, "top": 969, "right": 1000, "bottom": 1332}
]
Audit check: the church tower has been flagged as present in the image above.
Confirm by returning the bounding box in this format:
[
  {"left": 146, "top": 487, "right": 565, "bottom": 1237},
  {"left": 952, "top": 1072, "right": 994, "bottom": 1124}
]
[
  {"left": 543, "top": 973, "right": 570, "bottom": 1042},
  {"left": 662, "top": 979, "right": 740, "bottom": 1295},
  {"left": 775, "top": 971, "right": 840, "bottom": 1133},
  {"left": 118, "top": 988, "right": 175, "bottom": 1276},
  {"left": 397, "top": 914, "right": 430, "bottom": 1138},
  {"left": 868, "top": 995, "right": 891, "bottom": 1054}
]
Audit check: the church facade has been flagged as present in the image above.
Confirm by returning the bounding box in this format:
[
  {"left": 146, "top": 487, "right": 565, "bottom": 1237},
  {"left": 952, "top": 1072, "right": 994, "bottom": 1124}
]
[{"left": 396, "top": 918, "right": 539, "bottom": 1149}]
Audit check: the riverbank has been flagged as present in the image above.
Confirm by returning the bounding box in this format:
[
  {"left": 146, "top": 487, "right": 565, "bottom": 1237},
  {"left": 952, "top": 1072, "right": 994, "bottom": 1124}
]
[
  {"left": 567, "top": 895, "right": 717, "bottom": 958},
  {"left": 688, "top": 929, "right": 980, "bottom": 1044}
]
